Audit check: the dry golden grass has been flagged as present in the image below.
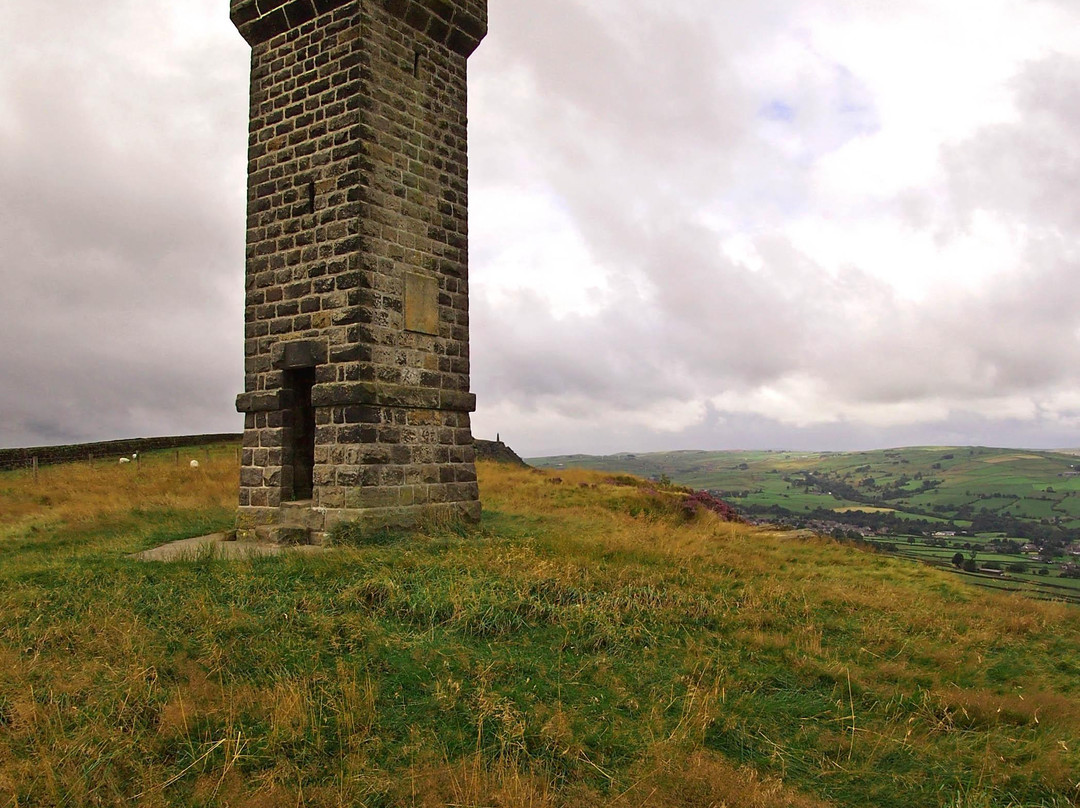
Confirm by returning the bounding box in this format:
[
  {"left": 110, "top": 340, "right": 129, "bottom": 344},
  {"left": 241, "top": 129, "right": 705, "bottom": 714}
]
[
  {"left": 475, "top": 463, "right": 1080, "bottom": 803},
  {"left": 0, "top": 456, "right": 1078, "bottom": 807},
  {"left": 0, "top": 444, "right": 237, "bottom": 534},
  {"left": 393, "top": 748, "right": 830, "bottom": 808}
]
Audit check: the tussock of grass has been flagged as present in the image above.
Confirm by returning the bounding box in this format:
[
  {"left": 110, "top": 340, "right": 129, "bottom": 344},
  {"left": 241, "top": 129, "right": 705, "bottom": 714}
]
[{"left": 0, "top": 456, "right": 1078, "bottom": 806}]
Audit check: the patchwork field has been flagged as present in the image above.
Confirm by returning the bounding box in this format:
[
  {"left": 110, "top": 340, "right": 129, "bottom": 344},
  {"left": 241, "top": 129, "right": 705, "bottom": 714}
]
[{"left": 0, "top": 445, "right": 1078, "bottom": 806}]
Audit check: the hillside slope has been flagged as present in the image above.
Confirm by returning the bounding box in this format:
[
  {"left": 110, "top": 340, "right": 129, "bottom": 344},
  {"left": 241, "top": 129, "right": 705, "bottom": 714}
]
[{"left": 0, "top": 450, "right": 1077, "bottom": 807}]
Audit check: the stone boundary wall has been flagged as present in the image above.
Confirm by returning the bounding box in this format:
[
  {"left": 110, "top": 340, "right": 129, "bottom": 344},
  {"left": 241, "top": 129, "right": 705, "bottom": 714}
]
[
  {"left": 0, "top": 434, "right": 515, "bottom": 472},
  {"left": 0, "top": 434, "right": 243, "bottom": 471}
]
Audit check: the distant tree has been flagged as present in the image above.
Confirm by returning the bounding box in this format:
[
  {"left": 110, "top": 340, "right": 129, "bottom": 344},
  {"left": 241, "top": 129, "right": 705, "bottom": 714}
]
[
  {"left": 951, "top": 553, "right": 965, "bottom": 568},
  {"left": 961, "top": 548, "right": 980, "bottom": 572},
  {"left": 988, "top": 538, "right": 1022, "bottom": 555}
]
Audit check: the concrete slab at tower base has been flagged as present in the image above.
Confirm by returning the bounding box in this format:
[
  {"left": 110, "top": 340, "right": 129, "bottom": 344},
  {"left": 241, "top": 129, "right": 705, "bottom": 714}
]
[{"left": 131, "top": 533, "right": 328, "bottom": 562}]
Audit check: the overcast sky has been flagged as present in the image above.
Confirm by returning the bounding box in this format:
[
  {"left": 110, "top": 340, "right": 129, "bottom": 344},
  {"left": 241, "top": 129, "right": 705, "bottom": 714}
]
[{"left": 2, "top": 0, "right": 1080, "bottom": 457}]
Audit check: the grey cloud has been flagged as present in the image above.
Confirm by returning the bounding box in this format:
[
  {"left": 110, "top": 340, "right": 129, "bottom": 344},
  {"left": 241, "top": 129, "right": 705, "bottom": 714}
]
[
  {"left": 484, "top": 0, "right": 753, "bottom": 157},
  {"left": 0, "top": 0, "right": 249, "bottom": 447},
  {"left": 943, "top": 54, "right": 1080, "bottom": 233}
]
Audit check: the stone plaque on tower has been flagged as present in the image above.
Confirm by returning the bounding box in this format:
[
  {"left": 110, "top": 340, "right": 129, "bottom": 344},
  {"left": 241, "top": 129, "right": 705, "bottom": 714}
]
[{"left": 230, "top": 0, "right": 486, "bottom": 542}]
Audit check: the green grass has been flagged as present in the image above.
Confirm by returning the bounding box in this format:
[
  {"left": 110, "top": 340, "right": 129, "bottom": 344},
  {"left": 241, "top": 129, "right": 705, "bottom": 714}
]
[{"left": 1, "top": 455, "right": 1078, "bottom": 807}]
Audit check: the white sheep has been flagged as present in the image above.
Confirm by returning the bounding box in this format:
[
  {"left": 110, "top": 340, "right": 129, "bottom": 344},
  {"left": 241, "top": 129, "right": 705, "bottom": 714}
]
[
  {"left": 119, "top": 457, "right": 131, "bottom": 464},
  {"left": 190, "top": 460, "right": 200, "bottom": 469}
]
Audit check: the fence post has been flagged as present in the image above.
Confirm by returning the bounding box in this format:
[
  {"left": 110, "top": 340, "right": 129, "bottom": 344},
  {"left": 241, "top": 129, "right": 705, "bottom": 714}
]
[
  {"left": 32, "top": 456, "right": 38, "bottom": 484},
  {"left": 175, "top": 450, "right": 180, "bottom": 467}
]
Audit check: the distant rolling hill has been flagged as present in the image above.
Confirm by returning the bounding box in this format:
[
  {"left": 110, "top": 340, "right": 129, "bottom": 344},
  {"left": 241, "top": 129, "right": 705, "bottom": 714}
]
[
  {"left": 532, "top": 447, "right": 1080, "bottom": 603},
  {"left": 530, "top": 446, "right": 1080, "bottom": 529}
]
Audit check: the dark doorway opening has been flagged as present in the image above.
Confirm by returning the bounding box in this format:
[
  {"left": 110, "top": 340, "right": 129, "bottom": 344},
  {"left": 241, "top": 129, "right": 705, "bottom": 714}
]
[{"left": 284, "top": 367, "right": 316, "bottom": 501}]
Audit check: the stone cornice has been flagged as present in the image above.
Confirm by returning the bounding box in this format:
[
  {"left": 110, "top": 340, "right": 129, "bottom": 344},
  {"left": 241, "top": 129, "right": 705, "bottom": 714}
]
[
  {"left": 237, "top": 384, "right": 477, "bottom": 413},
  {"left": 230, "top": 0, "right": 487, "bottom": 56}
]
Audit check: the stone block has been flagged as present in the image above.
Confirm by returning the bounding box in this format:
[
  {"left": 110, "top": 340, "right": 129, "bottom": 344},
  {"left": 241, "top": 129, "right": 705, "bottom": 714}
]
[
  {"left": 440, "top": 390, "right": 476, "bottom": 412},
  {"left": 311, "top": 382, "right": 377, "bottom": 407},
  {"left": 271, "top": 526, "right": 312, "bottom": 545},
  {"left": 271, "top": 338, "right": 328, "bottom": 369},
  {"left": 236, "top": 391, "right": 285, "bottom": 413}
]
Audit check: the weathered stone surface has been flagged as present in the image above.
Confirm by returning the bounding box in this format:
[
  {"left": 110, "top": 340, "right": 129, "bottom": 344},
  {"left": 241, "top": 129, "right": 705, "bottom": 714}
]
[
  {"left": 271, "top": 526, "right": 312, "bottom": 545},
  {"left": 231, "top": 0, "right": 485, "bottom": 538},
  {"left": 404, "top": 272, "right": 440, "bottom": 335},
  {"left": 236, "top": 391, "right": 285, "bottom": 413},
  {"left": 271, "top": 339, "right": 329, "bottom": 370}
]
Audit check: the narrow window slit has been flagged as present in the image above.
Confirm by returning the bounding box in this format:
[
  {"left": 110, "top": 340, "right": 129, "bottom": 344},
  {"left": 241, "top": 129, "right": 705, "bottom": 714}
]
[
  {"left": 307, "top": 180, "right": 316, "bottom": 214},
  {"left": 413, "top": 50, "right": 422, "bottom": 78},
  {"left": 284, "top": 368, "right": 316, "bottom": 501}
]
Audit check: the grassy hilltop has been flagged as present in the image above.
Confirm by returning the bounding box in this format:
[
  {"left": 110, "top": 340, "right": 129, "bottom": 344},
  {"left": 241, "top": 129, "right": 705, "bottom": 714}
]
[{"left": 1, "top": 445, "right": 1078, "bottom": 807}]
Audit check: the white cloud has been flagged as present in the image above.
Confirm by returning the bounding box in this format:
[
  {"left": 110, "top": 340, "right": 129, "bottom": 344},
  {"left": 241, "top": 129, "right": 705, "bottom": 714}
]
[
  {"left": 471, "top": 189, "right": 609, "bottom": 317},
  {"left": 785, "top": 209, "right": 1029, "bottom": 299}
]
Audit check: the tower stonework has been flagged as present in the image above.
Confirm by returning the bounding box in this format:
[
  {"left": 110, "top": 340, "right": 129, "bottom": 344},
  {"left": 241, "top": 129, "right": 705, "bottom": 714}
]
[{"left": 230, "top": 0, "right": 487, "bottom": 542}]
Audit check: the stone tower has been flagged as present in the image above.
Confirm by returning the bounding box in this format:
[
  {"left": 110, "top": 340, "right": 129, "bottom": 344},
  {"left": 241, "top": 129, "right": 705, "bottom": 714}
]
[{"left": 230, "top": 0, "right": 486, "bottom": 542}]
